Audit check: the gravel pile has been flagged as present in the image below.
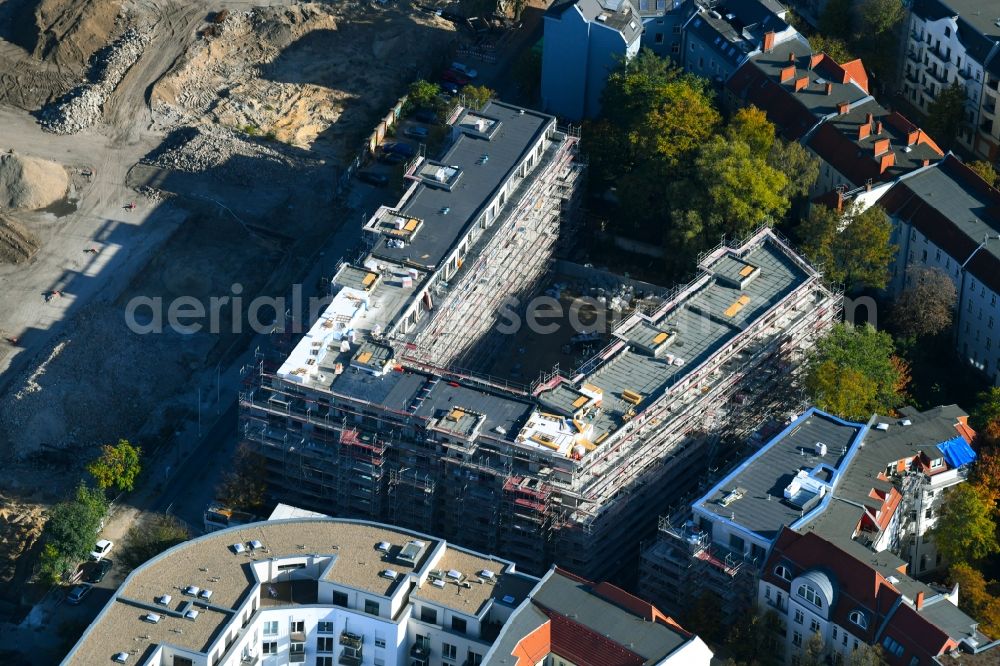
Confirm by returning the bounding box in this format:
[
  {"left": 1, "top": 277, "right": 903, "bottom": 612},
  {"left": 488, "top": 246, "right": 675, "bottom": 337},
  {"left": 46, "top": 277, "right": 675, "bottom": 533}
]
[
  {"left": 144, "top": 125, "right": 317, "bottom": 186},
  {"left": 0, "top": 151, "right": 68, "bottom": 210},
  {"left": 40, "top": 24, "right": 153, "bottom": 134}
]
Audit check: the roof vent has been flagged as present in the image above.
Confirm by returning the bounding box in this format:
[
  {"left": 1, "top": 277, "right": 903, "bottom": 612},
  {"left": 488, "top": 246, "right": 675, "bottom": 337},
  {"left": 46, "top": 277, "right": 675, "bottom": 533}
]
[
  {"left": 183, "top": 585, "right": 200, "bottom": 597},
  {"left": 144, "top": 613, "right": 162, "bottom": 624},
  {"left": 597, "top": 12, "right": 608, "bottom": 21},
  {"left": 501, "top": 594, "right": 516, "bottom": 604},
  {"left": 231, "top": 543, "right": 246, "bottom": 554},
  {"left": 875, "top": 422, "right": 890, "bottom": 431},
  {"left": 479, "top": 569, "right": 496, "bottom": 580},
  {"left": 447, "top": 569, "right": 462, "bottom": 580},
  {"left": 381, "top": 569, "right": 399, "bottom": 580},
  {"left": 431, "top": 579, "right": 446, "bottom": 588},
  {"left": 900, "top": 419, "right": 913, "bottom": 426},
  {"left": 815, "top": 442, "right": 828, "bottom": 457},
  {"left": 198, "top": 589, "right": 213, "bottom": 601},
  {"left": 376, "top": 541, "right": 391, "bottom": 553},
  {"left": 185, "top": 609, "right": 200, "bottom": 621},
  {"left": 156, "top": 594, "right": 172, "bottom": 606},
  {"left": 248, "top": 540, "right": 263, "bottom": 551},
  {"left": 113, "top": 653, "right": 130, "bottom": 664}
]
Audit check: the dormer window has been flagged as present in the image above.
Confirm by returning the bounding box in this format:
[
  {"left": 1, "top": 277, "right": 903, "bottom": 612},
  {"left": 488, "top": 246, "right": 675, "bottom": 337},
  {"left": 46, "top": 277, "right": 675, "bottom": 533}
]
[
  {"left": 849, "top": 610, "right": 868, "bottom": 630},
  {"left": 797, "top": 583, "right": 822, "bottom": 609},
  {"left": 930, "top": 458, "right": 943, "bottom": 469},
  {"left": 774, "top": 564, "right": 792, "bottom": 582}
]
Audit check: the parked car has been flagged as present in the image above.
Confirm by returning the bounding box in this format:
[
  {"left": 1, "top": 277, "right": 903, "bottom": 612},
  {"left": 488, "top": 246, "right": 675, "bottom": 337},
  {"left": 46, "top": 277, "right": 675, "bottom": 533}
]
[
  {"left": 84, "top": 559, "right": 113, "bottom": 584},
  {"left": 378, "top": 151, "right": 407, "bottom": 165},
  {"left": 357, "top": 171, "right": 389, "bottom": 186},
  {"left": 450, "top": 62, "right": 478, "bottom": 78},
  {"left": 404, "top": 126, "right": 429, "bottom": 140},
  {"left": 90, "top": 539, "right": 114, "bottom": 561},
  {"left": 66, "top": 584, "right": 93, "bottom": 605},
  {"left": 413, "top": 108, "right": 438, "bottom": 124},
  {"left": 442, "top": 69, "right": 470, "bottom": 86},
  {"left": 383, "top": 141, "right": 416, "bottom": 157},
  {"left": 440, "top": 80, "right": 461, "bottom": 95}
]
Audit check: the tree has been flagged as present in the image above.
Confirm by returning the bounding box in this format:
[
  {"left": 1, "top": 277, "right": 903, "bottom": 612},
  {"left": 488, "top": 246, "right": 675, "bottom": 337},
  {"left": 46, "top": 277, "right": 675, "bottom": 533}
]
[
  {"left": 948, "top": 563, "right": 1000, "bottom": 637},
  {"left": 462, "top": 84, "right": 495, "bottom": 111},
  {"left": 407, "top": 79, "right": 440, "bottom": 110},
  {"left": 809, "top": 35, "right": 855, "bottom": 64},
  {"left": 38, "top": 484, "right": 108, "bottom": 584},
  {"left": 511, "top": 45, "right": 542, "bottom": 101},
  {"left": 968, "top": 160, "right": 999, "bottom": 187},
  {"left": 797, "top": 204, "right": 894, "bottom": 289},
  {"left": 683, "top": 591, "right": 725, "bottom": 644},
  {"left": 849, "top": 643, "right": 889, "bottom": 666},
  {"left": 933, "top": 483, "right": 999, "bottom": 564},
  {"left": 889, "top": 267, "right": 956, "bottom": 338},
  {"left": 859, "top": 0, "right": 904, "bottom": 37},
  {"left": 727, "top": 105, "right": 775, "bottom": 156},
  {"left": 725, "top": 609, "right": 782, "bottom": 666},
  {"left": 972, "top": 387, "right": 1000, "bottom": 446},
  {"left": 216, "top": 443, "right": 268, "bottom": 514},
  {"left": 642, "top": 80, "right": 721, "bottom": 165},
  {"left": 971, "top": 446, "right": 1000, "bottom": 506},
  {"left": 926, "top": 82, "right": 968, "bottom": 150},
  {"left": 87, "top": 439, "right": 142, "bottom": 493},
  {"left": 769, "top": 139, "right": 820, "bottom": 199},
  {"left": 803, "top": 631, "right": 826, "bottom": 666},
  {"left": 118, "top": 514, "right": 190, "bottom": 571},
  {"left": 819, "top": 0, "right": 854, "bottom": 39},
  {"left": 804, "top": 323, "right": 909, "bottom": 419}
]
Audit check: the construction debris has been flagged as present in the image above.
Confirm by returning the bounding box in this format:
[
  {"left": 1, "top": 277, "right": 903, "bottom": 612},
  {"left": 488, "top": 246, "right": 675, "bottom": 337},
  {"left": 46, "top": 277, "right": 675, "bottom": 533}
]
[
  {"left": 0, "top": 151, "right": 68, "bottom": 210},
  {"left": 40, "top": 24, "right": 153, "bottom": 134},
  {"left": 0, "top": 497, "right": 45, "bottom": 584}
]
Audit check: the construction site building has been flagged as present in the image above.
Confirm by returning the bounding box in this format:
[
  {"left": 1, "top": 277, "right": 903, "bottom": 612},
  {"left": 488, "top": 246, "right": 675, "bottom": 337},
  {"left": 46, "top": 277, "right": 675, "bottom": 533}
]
[{"left": 240, "top": 100, "right": 840, "bottom": 582}]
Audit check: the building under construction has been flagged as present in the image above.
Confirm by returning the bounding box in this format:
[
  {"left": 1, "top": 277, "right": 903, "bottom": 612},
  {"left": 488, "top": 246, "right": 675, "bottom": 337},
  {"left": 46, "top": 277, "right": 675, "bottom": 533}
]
[{"left": 239, "top": 100, "right": 841, "bottom": 581}]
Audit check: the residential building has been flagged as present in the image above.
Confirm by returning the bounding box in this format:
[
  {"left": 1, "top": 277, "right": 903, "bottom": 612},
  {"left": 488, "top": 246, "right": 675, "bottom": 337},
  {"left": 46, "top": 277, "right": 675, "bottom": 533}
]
[
  {"left": 760, "top": 528, "right": 998, "bottom": 666},
  {"left": 240, "top": 103, "right": 839, "bottom": 583},
  {"left": 881, "top": 154, "right": 1000, "bottom": 384},
  {"left": 483, "top": 567, "right": 713, "bottom": 665},
  {"left": 902, "top": 0, "right": 1000, "bottom": 159},
  {"left": 541, "top": 0, "right": 644, "bottom": 120},
  {"left": 639, "top": 405, "right": 979, "bottom": 623},
  {"left": 61, "top": 506, "right": 539, "bottom": 666},
  {"left": 62, "top": 505, "right": 710, "bottom": 666},
  {"left": 727, "top": 38, "right": 943, "bottom": 201}
]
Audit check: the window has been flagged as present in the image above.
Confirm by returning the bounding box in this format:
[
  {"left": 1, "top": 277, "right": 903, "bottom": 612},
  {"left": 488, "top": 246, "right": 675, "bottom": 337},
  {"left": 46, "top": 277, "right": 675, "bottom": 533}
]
[
  {"left": 467, "top": 651, "right": 483, "bottom": 666},
  {"left": 443, "top": 643, "right": 458, "bottom": 661},
  {"left": 317, "top": 637, "right": 334, "bottom": 653},
  {"left": 671, "top": 43, "right": 680, "bottom": 54},
  {"left": 374, "top": 635, "right": 386, "bottom": 649},
  {"left": 420, "top": 606, "right": 438, "bottom": 623},
  {"left": 832, "top": 627, "right": 837, "bottom": 640},
  {"left": 317, "top": 658, "right": 333, "bottom": 666},
  {"left": 263, "top": 621, "right": 279, "bottom": 636},
  {"left": 765, "top": 585, "right": 772, "bottom": 601},
  {"left": 262, "top": 641, "right": 278, "bottom": 654},
  {"left": 774, "top": 564, "right": 792, "bottom": 581},
  {"left": 810, "top": 618, "right": 820, "bottom": 633},
  {"left": 849, "top": 610, "right": 868, "bottom": 630},
  {"left": 792, "top": 630, "right": 802, "bottom": 647},
  {"left": 290, "top": 620, "right": 304, "bottom": 633},
  {"left": 882, "top": 636, "right": 905, "bottom": 657},
  {"left": 365, "top": 599, "right": 380, "bottom": 615},
  {"left": 672, "top": 25, "right": 681, "bottom": 34},
  {"left": 796, "top": 583, "right": 822, "bottom": 608},
  {"left": 655, "top": 33, "right": 663, "bottom": 44},
  {"left": 730, "top": 534, "right": 745, "bottom": 553},
  {"left": 331, "top": 590, "right": 348, "bottom": 607},
  {"left": 289, "top": 643, "right": 304, "bottom": 656},
  {"left": 452, "top": 617, "right": 467, "bottom": 634},
  {"left": 318, "top": 621, "right": 333, "bottom": 633},
  {"left": 794, "top": 609, "right": 804, "bottom": 624}
]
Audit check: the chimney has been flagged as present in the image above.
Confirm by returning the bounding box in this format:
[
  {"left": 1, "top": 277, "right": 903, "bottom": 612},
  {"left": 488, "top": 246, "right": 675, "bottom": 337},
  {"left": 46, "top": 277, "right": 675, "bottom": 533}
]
[
  {"left": 923, "top": 159, "right": 931, "bottom": 167},
  {"left": 865, "top": 180, "right": 873, "bottom": 192},
  {"left": 907, "top": 129, "right": 920, "bottom": 146},
  {"left": 835, "top": 188, "right": 845, "bottom": 211},
  {"left": 825, "top": 82, "right": 833, "bottom": 95},
  {"left": 859, "top": 123, "right": 871, "bottom": 140},
  {"left": 874, "top": 137, "right": 890, "bottom": 156},
  {"left": 865, "top": 113, "right": 874, "bottom": 126},
  {"left": 810, "top": 53, "right": 823, "bottom": 69},
  {"left": 795, "top": 76, "right": 810, "bottom": 92},
  {"left": 763, "top": 31, "right": 776, "bottom": 53},
  {"left": 789, "top": 51, "right": 796, "bottom": 63},
  {"left": 837, "top": 101, "right": 850, "bottom": 114},
  {"left": 879, "top": 150, "right": 896, "bottom": 174},
  {"left": 780, "top": 65, "right": 796, "bottom": 83},
  {"left": 876, "top": 120, "right": 884, "bottom": 135},
  {"left": 916, "top": 591, "right": 925, "bottom": 610}
]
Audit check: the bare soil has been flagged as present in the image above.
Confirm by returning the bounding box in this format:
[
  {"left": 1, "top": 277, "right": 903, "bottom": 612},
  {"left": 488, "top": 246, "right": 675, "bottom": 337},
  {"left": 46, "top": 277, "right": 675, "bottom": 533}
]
[{"left": 0, "top": 214, "right": 40, "bottom": 264}]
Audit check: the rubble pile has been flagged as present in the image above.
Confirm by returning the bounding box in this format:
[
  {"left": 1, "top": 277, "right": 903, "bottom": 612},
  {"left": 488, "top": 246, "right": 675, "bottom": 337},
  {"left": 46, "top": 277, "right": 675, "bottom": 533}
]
[
  {"left": 0, "top": 498, "right": 45, "bottom": 584},
  {"left": 40, "top": 25, "right": 153, "bottom": 134}
]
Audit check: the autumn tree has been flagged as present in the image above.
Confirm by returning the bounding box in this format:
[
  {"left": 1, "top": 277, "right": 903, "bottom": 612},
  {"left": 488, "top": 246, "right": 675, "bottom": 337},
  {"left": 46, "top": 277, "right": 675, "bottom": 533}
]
[
  {"left": 462, "top": 85, "right": 495, "bottom": 111},
  {"left": 933, "top": 484, "right": 999, "bottom": 564},
  {"left": 926, "top": 82, "right": 969, "bottom": 150},
  {"left": 948, "top": 563, "right": 1000, "bottom": 637},
  {"left": 809, "top": 34, "right": 855, "bottom": 63},
  {"left": 797, "top": 204, "right": 895, "bottom": 289},
  {"left": 87, "top": 439, "right": 142, "bottom": 493},
  {"left": 727, "top": 106, "right": 820, "bottom": 199},
  {"left": 802, "top": 632, "right": 827, "bottom": 666},
  {"left": 38, "top": 484, "right": 109, "bottom": 584},
  {"left": 889, "top": 267, "right": 956, "bottom": 338},
  {"left": 804, "top": 323, "right": 909, "bottom": 419},
  {"left": 118, "top": 514, "right": 190, "bottom": 571},
  {"left": 850, "top": 643, "right": 889, "bottom": 666},
  {"left": 972, "top": 387, "right": 1000, "bottom": 446},
  {"left": 968, "top": 160, "right": 999, "bottom": 187},
  {"left": 725, "top": 610, "right": 782, "bottom": 666}
]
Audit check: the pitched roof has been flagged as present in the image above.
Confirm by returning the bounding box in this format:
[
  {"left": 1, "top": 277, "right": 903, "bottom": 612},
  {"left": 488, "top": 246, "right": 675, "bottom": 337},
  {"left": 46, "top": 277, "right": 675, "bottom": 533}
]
[{"left": 911, "top": 0, "right": 1000, "bottom": 77}]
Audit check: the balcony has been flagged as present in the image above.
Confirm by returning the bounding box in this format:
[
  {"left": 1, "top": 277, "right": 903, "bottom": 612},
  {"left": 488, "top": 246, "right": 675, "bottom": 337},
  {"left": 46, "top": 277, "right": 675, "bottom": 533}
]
[
  {"left": 339, "top": 651, "right": 363, "bottom": 666},
  {"left": 410, "top": 644, "right": 431, "bottom": 659},
  {"left": 290, "top": 652, "right": 306, "bottom": 663},
  {"left": 340, "top": 632, "right": 363, "bottom": 650},
  {"left": 984, "top": 103, "right": 997, "bottom": 119},
  {"left": 906, "top": 49, "right": 921, "bottom": 63},
  {"left": 926, "top": 67, "right": 948, "bottom": 84}
]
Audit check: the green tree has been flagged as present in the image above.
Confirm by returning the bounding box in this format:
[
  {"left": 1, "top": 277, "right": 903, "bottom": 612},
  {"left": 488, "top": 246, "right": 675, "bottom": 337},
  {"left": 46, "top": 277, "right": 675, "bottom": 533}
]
[
  {"left": 968, "top": 160, "right": 999, "bottom": 187},
  {"left": 727, "top": 105, "right": 775, "bottom": 156},
  {"left": 948, "top": 562, "right": 1000, "bottom": 637},
  {"left": 216, "top": 443, "right": 268, "bottom": 514},
  {"left": 511, "top": 44, "right": 542, "bottom": 101},
  {"left": 118, "top": 514, "right": 191, "bottom": 571},
  {"left": 683, "top": 591, "right": 725, "bottom": 644},
  {"left": 859, "top": 0, "right": 904, "bottom": 36},
  {"left": 642, "top": 80, "right": 721, "bottom": 164},
  {"left": 972, "top": 387, "right": 1000, "bottom": 445},
  {"left": 934, "top": 483, "right": 1000, "bottom": 564},
  {"left": 889, "top": 267, "right": 956, "bottom": 339},
  {"left": 850, "top": 643, "right": 889, "bottom": 666},
  {"left": 926, "top": 82, "right": 968, "bottom": 150},
  {"left": 809, "top": 35, "right": 855, "bottom": 63},
  {"left": 769, "top": 139, "right": 821, "bottom": 199},
  {"left": 87, "top": 439, "right": 142, "bottom": 493},
  {"left": 804, "top": 323, "right": 909, "bottom": 419},
  {"left": 797, "top": 204, "right": 894, "bottom": 289},
  {"left": 725, "top": 609, "right": 781, "bottom": 666},
  {"left": 462, "top": 84, "right": 495, "bottom": 111},
  {"left": 38, "top": 484, "right": 108, "bottom": 584},
  {"left": 407, "top": 79, "right": 441, "bottom": 110},
  {"left": 820, "top": 0, "right": 854, "bottom": 39}
]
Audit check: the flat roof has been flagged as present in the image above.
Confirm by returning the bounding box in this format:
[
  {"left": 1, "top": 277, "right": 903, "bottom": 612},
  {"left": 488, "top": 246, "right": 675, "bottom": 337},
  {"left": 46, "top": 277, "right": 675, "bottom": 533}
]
[
  {"left": 370, "top": 102, "right": 553, "bottom": 270},
  {"left": 65, "top": 517, "right": 531, "bottom": 665},
  {"left": 696, "top": 408, "right": 866, "bottom": 541}
]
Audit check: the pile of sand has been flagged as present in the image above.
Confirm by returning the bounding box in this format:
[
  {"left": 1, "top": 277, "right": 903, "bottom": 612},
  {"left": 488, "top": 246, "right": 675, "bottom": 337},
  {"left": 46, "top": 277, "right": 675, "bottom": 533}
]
[
  {"left": 26, "top": 0, "right": 123, "bottom": 73},
  {"left": 0, "top": 151, "right": 68, "bottom": 210},
  {"left": 0, "top": 214, "right": 40, "bottom": 264}
]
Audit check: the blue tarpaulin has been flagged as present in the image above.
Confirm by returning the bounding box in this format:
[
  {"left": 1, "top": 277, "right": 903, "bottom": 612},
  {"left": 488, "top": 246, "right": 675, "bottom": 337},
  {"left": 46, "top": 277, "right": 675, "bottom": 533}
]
[{"left": 937, "top": 436, "right": 977, "bottom": 468}]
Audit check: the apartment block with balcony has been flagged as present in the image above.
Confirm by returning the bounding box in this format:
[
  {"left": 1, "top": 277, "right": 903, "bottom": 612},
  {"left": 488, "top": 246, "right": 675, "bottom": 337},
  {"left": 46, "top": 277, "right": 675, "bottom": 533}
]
[
  {"left": 903, "top": 0, "right": 1000, "bottom": 159},
  {"left": 882, "top": 155, "right": 1000, "bottom": 384}
]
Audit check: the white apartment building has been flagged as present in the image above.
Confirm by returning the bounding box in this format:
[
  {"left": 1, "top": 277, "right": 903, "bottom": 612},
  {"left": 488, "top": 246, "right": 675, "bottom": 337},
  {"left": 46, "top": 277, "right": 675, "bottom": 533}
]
[
  {"left": 902, "top": 0, "right": 1000, "bottom": 159},
  {"left": 882, "top": 155, "right": 1000, "bottom": 384}
]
